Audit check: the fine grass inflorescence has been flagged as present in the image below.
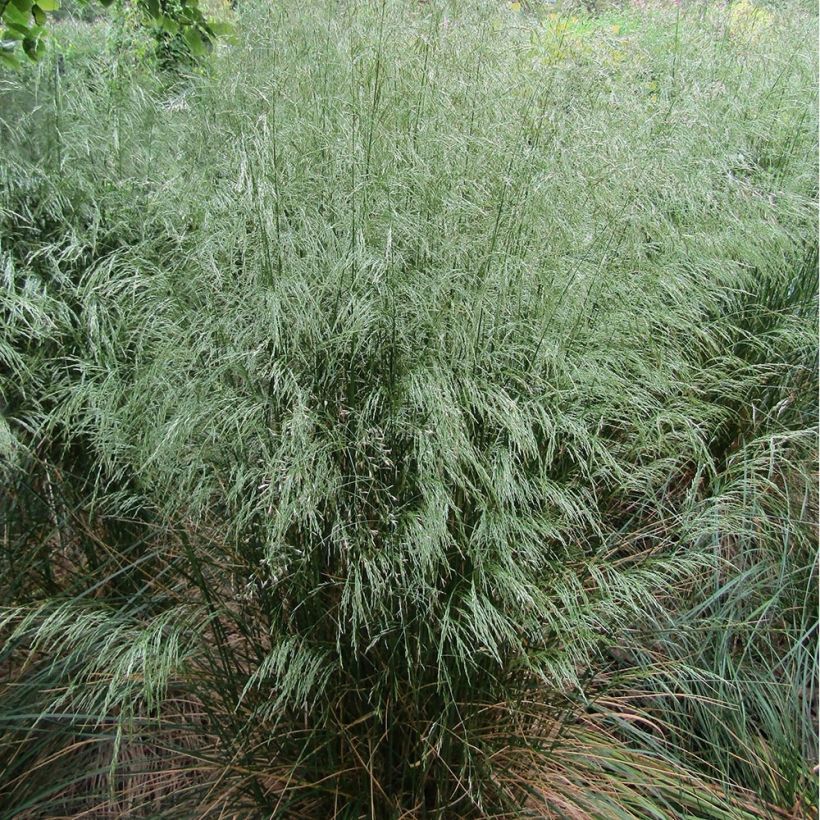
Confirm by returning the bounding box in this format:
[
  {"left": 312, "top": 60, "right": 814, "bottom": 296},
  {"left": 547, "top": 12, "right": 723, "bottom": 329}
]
[{"left": 0, "top": 0, "right": 817, "bottom": 816}]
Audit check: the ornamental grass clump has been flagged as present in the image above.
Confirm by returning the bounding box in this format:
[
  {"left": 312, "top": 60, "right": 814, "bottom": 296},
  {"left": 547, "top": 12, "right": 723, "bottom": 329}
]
[{"left": 0, "top": 0, "right": 817, "bottom": 816}]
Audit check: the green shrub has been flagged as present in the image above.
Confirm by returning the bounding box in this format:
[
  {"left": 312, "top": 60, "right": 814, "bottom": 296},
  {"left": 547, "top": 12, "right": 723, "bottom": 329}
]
[{"left": 0, "top": 0, "right": 817, "bottom": 815}]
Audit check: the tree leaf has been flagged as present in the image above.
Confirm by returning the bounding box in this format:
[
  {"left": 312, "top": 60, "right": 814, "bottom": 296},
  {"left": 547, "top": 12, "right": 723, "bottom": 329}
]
[
  {"left": 183, "top": 26, "right": 206, "bottom": 57},
  {"left": 158, "top": 15, "right": 179, "bottom": 34},
  {"left": 0, "top": 47, "right": 21, "bottom": 68},
  {"left": 22, "top": 35, "right": 44, "bottom": 61},
  {"left": 10, "top": 0, "right": 33, "bottom": 15},
  {"left": 3, "top": 4, "right": 31, "bottom": 27},
  {"left": 209, "top": 21, "right": 233, "bottom": 36},
  {"left": 4, "top": 21, "right": 30, "bottom": 38}
]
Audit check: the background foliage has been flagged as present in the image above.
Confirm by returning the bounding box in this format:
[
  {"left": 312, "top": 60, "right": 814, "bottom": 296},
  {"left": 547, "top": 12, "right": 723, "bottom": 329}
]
[{"left": 0, "top": 0, "right": 224, "bottom": 67}]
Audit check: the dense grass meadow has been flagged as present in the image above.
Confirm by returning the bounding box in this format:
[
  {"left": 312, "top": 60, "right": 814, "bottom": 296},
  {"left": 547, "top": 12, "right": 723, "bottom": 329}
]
[{"left": 0, "top": 0, "right": 817, "bottom": 816}]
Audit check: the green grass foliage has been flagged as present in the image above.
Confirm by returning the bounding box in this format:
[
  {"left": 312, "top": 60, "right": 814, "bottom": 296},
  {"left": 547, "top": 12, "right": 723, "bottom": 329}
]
[{"left": 0, "top": 0, "right": 817, "bottom": 816}]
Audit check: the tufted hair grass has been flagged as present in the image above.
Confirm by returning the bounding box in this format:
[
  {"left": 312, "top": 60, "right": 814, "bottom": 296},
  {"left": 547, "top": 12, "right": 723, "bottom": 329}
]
[{"left": 0, "top": 0, "right": 817, "bottom": 815}]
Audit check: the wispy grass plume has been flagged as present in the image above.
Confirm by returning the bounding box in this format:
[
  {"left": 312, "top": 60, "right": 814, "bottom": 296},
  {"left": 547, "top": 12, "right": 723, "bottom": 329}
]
[{"left": 0, "top": 0, "right": 817, "bottom": 815}]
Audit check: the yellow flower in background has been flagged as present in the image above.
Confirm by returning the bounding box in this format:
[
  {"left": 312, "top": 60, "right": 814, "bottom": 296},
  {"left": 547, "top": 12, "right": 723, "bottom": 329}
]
[
  {"left": 510, "top": 1, "right": 521, "bottom": 10},
  {"left": 527, "top": 9, "right": 631, "bottom": 69},
  {"left": 728, "top": 0, "right": 773, "bottom": 38}
]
